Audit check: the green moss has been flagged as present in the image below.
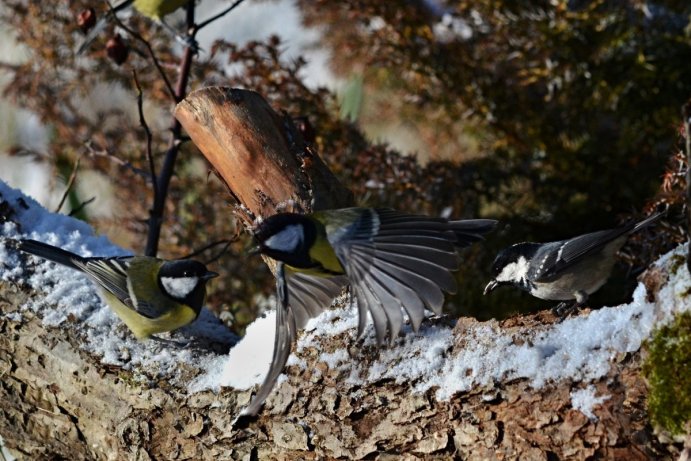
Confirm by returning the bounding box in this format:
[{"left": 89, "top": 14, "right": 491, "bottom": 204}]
[
  {"left": 643, "top": 311, "right": 691, "bottom": 436},
  {"left": 669, "top": 254, "right": 686, "bottom": 276}
]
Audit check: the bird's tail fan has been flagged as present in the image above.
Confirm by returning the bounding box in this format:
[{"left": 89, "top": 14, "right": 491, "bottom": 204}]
[
  {"left": 14, "top": 239, "right": 84, "bottom": 270},
  {"left": 236, "top": 262, "right": 296, "bottom": 421}
]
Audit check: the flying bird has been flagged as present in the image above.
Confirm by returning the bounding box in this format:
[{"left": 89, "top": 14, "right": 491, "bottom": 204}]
[{"left": 241, "top": 207, "right": 497, "bottom": 417}]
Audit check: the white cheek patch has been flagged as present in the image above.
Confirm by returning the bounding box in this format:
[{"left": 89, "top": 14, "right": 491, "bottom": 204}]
[
  {"left": 496, "top": 256, "right": 530, "bottom": 283},
  {"left": 264, "top": 224, "right": 304, "bottom": 252},
  {"left": 161, "top": 276, "right": 198, "bottom": 299}
]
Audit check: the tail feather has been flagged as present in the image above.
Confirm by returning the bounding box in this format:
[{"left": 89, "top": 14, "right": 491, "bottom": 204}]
[
  {"left": 14, "top": 239, "right": 84, "bottom": 270},
  {"left": 239, "top": 262, "right": 296, "bottom": 419}
]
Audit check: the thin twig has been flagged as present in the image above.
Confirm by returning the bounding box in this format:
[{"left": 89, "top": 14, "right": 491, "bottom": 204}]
[
  {"left": 84, "top": 141, "right": 150, "bottom": 179},
  {"left": 144, "top": 1, "right": 196, "bottom": 256},
  {"left": 55, "top": 156, "right": 82, "bottom": 213},
  {"left": 106, "top": 1, "right": 177, "bottom": 100},
  {"left": 204, "top": 240, "right": 234, "bottom": 264},
  {"left": 196, "top": 0, "right": 247, "bottom": 31},
  {"left": 181, "top": 239, "right": 234, "bottom": 260},
  {"left": 133, "top": 69, "right": 158, "bottom": 204},
  {"left": 69, "top": 197, "right": 96, "bottom": 217},
  {"left": 683, "top": 100, "right": 691, "bottom": 273}
]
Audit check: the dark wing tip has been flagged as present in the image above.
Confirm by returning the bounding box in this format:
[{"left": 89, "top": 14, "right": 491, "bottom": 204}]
[
  {"left": 449, "top": 219, "right": 498, "bottom": 247},
  {"left": 241, "top": 263, "right": 296, "bottom": 418}
]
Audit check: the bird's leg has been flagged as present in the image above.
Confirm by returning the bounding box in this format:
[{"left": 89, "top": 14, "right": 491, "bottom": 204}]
[
  {"left": 552, "top": 302, "right": 577, "bottom": 319},
  {"left": 553, "top": 291, "right": 588, "bottom": 319}
]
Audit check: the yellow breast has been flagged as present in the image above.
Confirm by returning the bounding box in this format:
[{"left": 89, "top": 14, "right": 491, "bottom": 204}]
[
  {"left": 133, "top": 0, "right": 188, "bottom": 20},
  {"left": 101, "top": 291, "right": 197, "bottom": 340}
]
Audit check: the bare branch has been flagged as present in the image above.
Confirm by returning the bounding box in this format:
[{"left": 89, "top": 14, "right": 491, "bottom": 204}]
[
  {"left": 107, "top": 2, "right": 177, "bottom": 101},
  {"left": 54, "top": 156, "right": 82, "bottom": 214},
  {"left": 144, "top": 1, "right": 197, "bottom": 257},
  {"left": 68, "top": 197, "right": 96, "bottom": 217},
  {"left": 196, "top": 0, "right": 247, "bottom": 31},
  {"left": 133, "top": 69, "right": 158, "bottom": 205},
  {"left": 83, "top": 141, "right": 150, "bottom": 179},
  {"left": 181, "top": 238, "right": 235, "bottom": 262}
]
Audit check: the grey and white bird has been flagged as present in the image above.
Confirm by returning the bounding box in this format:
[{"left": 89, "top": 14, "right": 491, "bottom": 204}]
[{"left": 483, "top": 212, "right": 664, "bottom": 313}]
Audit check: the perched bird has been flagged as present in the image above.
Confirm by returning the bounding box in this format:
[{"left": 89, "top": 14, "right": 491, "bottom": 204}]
[
  {"left": 77, "top": 0, "right": 192, "bottom": 55},
  {"left": 241, "top": 207, "right": 497, "bottom": 417},
  {"left": 483, "top": 212, "right": 664, "bottom": 313},
  {"left": 12, "top": 238, "right": 218, "bottom": 340}
]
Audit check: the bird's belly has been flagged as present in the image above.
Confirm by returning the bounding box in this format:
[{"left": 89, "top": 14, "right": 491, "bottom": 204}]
[
  {"left": 531, "top": 259, "right": 614, "bottom": 301},
  {"left": 103, "top": 292, "right": 197, "bottom": 339}
]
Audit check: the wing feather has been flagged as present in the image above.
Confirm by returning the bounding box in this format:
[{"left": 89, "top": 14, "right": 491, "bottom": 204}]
[
  {"left": 285, "top": 272, "right": 347, "bottom": 329},
  {"left": 533, "top": 228, "right": 630, "bottom": 281},
  {"left": 328, "top": 209, "right": 494, "bottom": 344},
  {"left": 74, "top": 257, "right": 134, "bottom": 308},
  {"left": 361, "top": 255, "right": 427, "bottom": 332},
  {"left": 538, "top": 213, "right": 663, "bottom": 280}
]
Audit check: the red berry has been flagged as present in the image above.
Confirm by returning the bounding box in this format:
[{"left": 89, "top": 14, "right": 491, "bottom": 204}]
[
  {"left": 76, "top": 8, "right": 96, "bottom": 34},
  {"left": 106, "top": 34, "right": 129, "bottom": 65}
]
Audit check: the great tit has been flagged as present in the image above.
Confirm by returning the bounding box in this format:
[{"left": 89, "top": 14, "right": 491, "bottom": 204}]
[
  {"left": 483, "top": 211, "right": 664, "bottom": 314},
  {"left": 241, "top": 207, "right": 497, "bottom": 417},
  {"left": 77, "top": 0, "right": 192, "bottom": 55},
  {"left": 12, "top": 238, "right": 218, "bottom": 340}
]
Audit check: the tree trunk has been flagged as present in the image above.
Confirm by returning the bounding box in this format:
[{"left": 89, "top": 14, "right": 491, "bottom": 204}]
[{"left": 0, "top": 88, "right": 683, "bottom": 460}]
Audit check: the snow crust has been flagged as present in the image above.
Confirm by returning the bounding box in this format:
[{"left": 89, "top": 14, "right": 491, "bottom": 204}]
[
  {"left": 2, "top": 179, "right": 689, "bottom": 420},
  {"left": 192, "top": 229, "right": 690, "bottom": 420},
  {"left": 570, "top": 385, "right": 610, "bottom": 421}
]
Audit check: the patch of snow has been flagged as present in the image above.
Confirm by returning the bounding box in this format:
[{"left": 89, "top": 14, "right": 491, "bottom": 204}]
[
  {"left": 192, "top": 239, "right": 689, "bottom": 407},
  {"left": 570, "top": 385, "right": 610, "bottom": 421},
  {"left": 190, "top": 311, "right": 276, "bottom": 392},
  {"left": 3, "top": 311, "right": 22, "bottom": 322}
]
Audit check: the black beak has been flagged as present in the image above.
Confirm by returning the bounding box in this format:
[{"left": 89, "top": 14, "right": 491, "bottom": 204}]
[
  {"left": 483, "top": 279, "right": 499, "bottom": 295},
  {"left": 203, "top": 271, "right": 220, "bottom": 280}
]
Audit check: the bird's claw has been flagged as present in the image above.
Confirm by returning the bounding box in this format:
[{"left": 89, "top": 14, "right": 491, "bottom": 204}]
[{"left": 552, "top": 301, "right": 580, "bottom": 320}]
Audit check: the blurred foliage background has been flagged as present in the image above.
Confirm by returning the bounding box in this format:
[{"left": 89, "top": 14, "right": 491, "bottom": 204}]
[{"left": 0, "top": 0, "right": 689, "bottom": 333}]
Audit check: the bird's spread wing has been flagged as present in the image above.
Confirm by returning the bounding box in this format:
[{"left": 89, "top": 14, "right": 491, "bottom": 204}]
[
  {"left": 286, "top": 271, "right": 348, "bottom": 328},
  {"left": 329, "top": 208, "right": 493, "bottom": 344},
  {"left": 531, "top": 227, "right": 633, "bottom": 281}
]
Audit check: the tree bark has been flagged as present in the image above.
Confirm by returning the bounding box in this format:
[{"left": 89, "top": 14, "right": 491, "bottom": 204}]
[
  {"left": 0, "top": 261, "right": 682, "bottom": 460},
  {"left": 174, "top": 87, "right": 353, "bottom": 225},
  {"left": 0, "top": 88, "right": 683, "bottom": 460}
]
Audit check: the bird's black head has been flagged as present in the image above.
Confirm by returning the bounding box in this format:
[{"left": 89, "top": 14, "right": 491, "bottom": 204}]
[
  {"left": 484, "top": 243, "right": 540, "bottom": 295},
  {"left": 253, "top": 212, "right": 317, "bottom": 269},
  {"left": 158, "top": 259, "right": 218, "bottom": 312}
]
